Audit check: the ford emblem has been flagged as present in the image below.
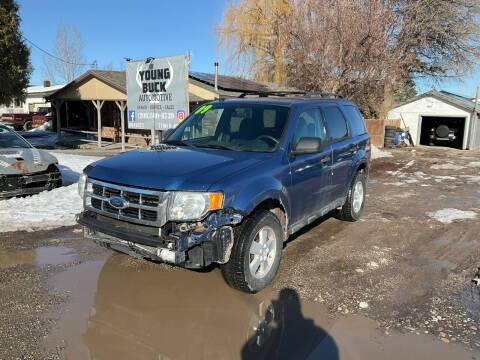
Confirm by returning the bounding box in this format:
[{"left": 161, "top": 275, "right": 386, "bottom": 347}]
[{"left": 108, "top": 196, "right": 127, "bottom": 209}]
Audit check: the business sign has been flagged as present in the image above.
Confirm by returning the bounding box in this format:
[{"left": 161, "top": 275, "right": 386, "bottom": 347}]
[{"left": 126, "top": 54, "right": 189, "bottom": 130}]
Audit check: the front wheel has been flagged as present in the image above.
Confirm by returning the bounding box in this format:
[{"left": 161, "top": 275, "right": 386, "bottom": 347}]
[
  {"left": 221, "top": 211, "right": 283, "bottom": 293},
  {"left": 336, "top": 171, "right": 366, "bottom": 222}
]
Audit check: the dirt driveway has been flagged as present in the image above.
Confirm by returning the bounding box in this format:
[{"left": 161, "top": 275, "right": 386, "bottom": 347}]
[{"left": 0, "top": 146, "right": 479, "bottom": 360}]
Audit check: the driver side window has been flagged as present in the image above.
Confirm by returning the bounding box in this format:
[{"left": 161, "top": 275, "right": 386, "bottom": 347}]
[{"left": 293, "top": 109, "right": 324, "bottom": 147}]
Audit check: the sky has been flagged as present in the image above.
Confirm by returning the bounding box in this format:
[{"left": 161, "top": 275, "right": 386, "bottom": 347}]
[
  {"left": 17, "top": 0, "right": 480, "bottom": 97},
  {"left": 17, "top": 0, "right": 226, "bottom": 85}
]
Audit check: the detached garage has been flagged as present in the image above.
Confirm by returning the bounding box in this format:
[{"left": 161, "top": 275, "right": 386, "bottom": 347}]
[{"left": 387, "top": 90, "right": 480, "bottom": 150}]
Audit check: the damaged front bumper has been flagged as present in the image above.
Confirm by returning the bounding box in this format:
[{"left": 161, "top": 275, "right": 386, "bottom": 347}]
[
  {"left": 78, "top": 210, "right": 243, "bottom": 268},
  {"left": 0, "top": 169, "right": 61, "bottom": 197}
]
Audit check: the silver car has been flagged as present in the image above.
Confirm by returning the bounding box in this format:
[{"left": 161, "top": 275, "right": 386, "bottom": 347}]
[{"left": 0, "top": 125, "right": 61, "bottom": 197}]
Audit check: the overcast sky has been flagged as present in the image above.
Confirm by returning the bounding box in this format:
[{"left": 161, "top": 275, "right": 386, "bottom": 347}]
[{"left": 17, "top": 0, "right": 479, "bottom": 97}]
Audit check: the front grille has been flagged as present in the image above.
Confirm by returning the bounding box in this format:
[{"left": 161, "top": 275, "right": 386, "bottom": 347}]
[{"left": 85, "top": 179, "right": 169, "bottom": 227}]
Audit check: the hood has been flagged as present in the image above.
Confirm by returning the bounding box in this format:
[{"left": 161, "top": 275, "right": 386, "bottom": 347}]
[
  {"left": 86, "top": 145, "right": 271, "bottom": 191},
  {"left": 0, "top": 148, "right": 58, "bottom": 175}
]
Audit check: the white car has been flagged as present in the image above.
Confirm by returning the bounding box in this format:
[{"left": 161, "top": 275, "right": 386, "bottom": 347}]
[{"left": 0, "top": 125, "right": 62, "bottom": 197}]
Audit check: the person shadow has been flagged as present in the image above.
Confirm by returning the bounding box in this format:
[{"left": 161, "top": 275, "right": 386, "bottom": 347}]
[{"left": 241, "top": 288, "right": 339, "bottom": 360}]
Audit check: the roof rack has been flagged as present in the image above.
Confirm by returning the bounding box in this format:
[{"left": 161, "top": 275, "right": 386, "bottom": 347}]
[{"left": 237, "top": 91, "right": 344, "bottom": 99}]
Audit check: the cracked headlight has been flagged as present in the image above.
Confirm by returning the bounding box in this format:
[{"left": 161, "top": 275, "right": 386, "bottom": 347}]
[
  {"left": 78, "top": 172, "right": 87, "bottom": 198},
  {"left": 168, "top": 192, "right": 223, "bottom": 221}
]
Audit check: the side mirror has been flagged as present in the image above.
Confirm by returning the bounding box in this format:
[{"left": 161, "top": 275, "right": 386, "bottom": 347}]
[
  {"left": 292, "top": 137, "right": 322, "bottom": 155},
  {"left": 163, "top": 128, "right": 174, "bottom": 140}
]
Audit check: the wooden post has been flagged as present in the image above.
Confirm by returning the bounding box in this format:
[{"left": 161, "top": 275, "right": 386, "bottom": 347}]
[
  {"left": 151, "top": 128, "right": 156, "bottom": 145},
  {"left": 92, "top": 100, "right": 105, "bottom": 148},
  {"left": 472, "top": 86, "right": 479, "bottom": 149},
  {"left": 65, "top": 101, "right": 70, "bottom": 129},
  {"left": 55, "top": 99, "right": 64, "bottom": 142},
  {"left": 115, "top": 100, "right": 127, "bottom": 152}
]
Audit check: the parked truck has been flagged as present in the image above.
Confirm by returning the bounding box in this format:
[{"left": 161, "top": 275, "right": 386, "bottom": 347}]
[{"left": 1, "top": 107, "right": 51, "bottom": 131}]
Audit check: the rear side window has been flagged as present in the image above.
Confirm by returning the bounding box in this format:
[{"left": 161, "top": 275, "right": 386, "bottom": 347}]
[
  {"left": 321, "top": 106, "right": 349, "bottom": 141},
  {"left": 342, "top": 105, "right": 367, "bottom": 136}
]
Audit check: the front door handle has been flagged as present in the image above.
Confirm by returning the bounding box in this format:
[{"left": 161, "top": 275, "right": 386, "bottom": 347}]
[{"left": 320, "top": 157, "right": 330, "bottom": 164}]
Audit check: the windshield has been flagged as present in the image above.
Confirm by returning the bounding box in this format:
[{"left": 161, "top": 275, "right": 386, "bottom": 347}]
[
  {"left": 166, "top": 103, "right": 290, "bottom": 152},
  {"left": 0, "top": 126, "right": 32, "bottom": 149}
]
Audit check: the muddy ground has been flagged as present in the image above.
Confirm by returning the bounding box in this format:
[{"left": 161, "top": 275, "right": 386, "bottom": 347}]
[{"left": 0, "top": 146, "right": 479, "bottom": 360}]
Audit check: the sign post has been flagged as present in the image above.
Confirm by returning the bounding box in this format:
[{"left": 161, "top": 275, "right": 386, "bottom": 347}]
[{"left": 126, "top": 55, "right": 189, "bottom": 143}]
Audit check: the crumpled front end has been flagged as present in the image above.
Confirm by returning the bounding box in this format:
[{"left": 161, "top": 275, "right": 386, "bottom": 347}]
[
  {"left": 0, "top": 148, "right": 61, "bottom": 197},
  {"left": 0, "top": 165, "right": 62, "bottom": 197},
  {"left": 78, "top": 209, "right": 243, "bottom": 268}
]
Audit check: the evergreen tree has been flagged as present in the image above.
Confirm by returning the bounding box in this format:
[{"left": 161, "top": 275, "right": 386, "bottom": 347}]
[{"left": 0, "top": 0, "right": 31, "bottom": 105}]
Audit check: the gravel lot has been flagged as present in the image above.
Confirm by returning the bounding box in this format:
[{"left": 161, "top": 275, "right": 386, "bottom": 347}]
[{"left": 0, "top": 146, "right": 479, "bottom": 359}]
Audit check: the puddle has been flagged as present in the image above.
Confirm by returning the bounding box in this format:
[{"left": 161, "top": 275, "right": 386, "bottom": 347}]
[
  {"left": 476, "top": 190, "right": 480, "bottom": 194},
  {"left": 45, "top": 253, "right": 480, "bottom": 360},
  {"left": 36, "top": 246, "right": 76, "bottom": 266},
  {"left": 47, "top": 254, "right": 332, "bottom": 360},
  {"left": 0, "top": 246, "right": 75, "bottom": 268},
  {"left": 369, "top": 179, "right": 378, "bottom": 184}
]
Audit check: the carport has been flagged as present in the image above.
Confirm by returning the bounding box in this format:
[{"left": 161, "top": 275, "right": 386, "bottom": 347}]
[{"left": 46, "top": 71, "right": 130, "bottom": 150}]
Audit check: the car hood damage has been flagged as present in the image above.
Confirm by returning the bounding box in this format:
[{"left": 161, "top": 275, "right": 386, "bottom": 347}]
[
  {"left": 0, "top": 148, "right": 58, "bottom": 175},
  {"left": 86, "top": 146, "right": 271, "bottom": 191}
]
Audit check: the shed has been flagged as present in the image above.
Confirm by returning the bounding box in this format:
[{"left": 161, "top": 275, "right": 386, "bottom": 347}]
[{"left": 387, "top": 90, "right": 480, "bottom": 150}]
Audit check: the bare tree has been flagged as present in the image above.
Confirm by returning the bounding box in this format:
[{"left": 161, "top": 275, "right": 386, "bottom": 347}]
[
  {"left": 217, "top": 0, "right": 480, "bottom": 116},
  {"left": 42, "top": 22, "right": 86, "bottom": 84}
]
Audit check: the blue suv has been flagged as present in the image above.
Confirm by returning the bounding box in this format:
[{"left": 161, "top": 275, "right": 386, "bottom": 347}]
[{"left": 78, "top": 92, "right": 371, "bottom": 293}]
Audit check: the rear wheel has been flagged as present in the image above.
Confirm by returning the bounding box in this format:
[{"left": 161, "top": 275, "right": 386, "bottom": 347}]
[
  {"left": 336, "top": 171, "right": 366, "bottom": 222},
  {"left": 221, "top": 211, "right": 283, "bottom": 293}
]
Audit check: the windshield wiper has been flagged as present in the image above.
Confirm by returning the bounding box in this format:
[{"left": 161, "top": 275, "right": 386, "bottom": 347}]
[{"left": 193, "top": 143, "right": 235, "bottom": 151}]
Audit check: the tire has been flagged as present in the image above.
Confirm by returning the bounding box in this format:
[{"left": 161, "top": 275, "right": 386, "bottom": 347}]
[
  {"left": 336, "top": 171, "right": 366, "bottom": 222},
  {"left": 221, "top": 210, "right": 283, "bottom": 293},
  {"left": 23, "top": 120, "right": 32, "bottom": 131},
  {"left": 435, "top": 125, "right": 450, "bottom": 138}
]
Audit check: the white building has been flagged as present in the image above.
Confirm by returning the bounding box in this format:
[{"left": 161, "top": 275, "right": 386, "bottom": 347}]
[
  {"left": 387, "top": 90, "right": 480, "bottom": 150},
  {"left": 0, "top": 81, "right": 65, "bottom": 115}
]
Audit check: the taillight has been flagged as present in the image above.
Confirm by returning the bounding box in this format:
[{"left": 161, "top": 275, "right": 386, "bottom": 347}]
[{"left": 366, "top": 138, "right": 371, "bottom": 159}]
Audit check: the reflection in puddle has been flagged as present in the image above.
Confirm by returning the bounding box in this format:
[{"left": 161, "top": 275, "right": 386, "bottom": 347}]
[
  {"left": 0, "top": 246, "right": 75, "bottom": 268},
  {"left": 46, "top": 253, "right": 480, "bottom": 360},
  {"left": 48, "top": 254, "right": 334, "bottom": 360}
]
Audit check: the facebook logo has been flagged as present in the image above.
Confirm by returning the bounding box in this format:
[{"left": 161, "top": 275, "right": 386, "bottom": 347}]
[{"left": 128, "top": 110, "right": 136, "bottom": 122}]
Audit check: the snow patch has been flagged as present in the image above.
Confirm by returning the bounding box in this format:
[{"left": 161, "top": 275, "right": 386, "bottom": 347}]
[
  {"left": 460, "top": 175, "right": 480, "bottom": 184},
  {"left": 403, "top": 160, "right": 415, "bottom": 168},
  {"left": 467, "top": 162, "right": 480, "bottom": 168},
  {"left": 426, "top": 208, "right": 477, "bottom": 224},
  {"left": 31, "top": 120, "right": 52, "bottom": 132},
  {"left": 0, "top": 153, "right": 101, "bottom": 232},
  {"left": 359, "top": 301, "right": 369, "bottom": 309},
  {"left": 431, "top": 163, "right": 465, "bottom": 170},
  {"left": 371, "top": 145, "right": 393, "bottom": 159}
]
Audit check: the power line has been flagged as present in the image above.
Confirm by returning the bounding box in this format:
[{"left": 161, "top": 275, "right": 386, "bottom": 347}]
[{"left": 22, "top": 35, "right": 95, "bottom": 67}]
